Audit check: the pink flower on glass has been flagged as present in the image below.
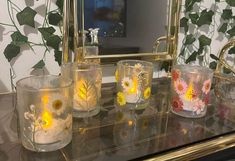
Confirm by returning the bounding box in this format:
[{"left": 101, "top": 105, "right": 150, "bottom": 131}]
[
  {"left": 193, "top": 100, "right": 205, "bottom": 115},
  {"left": 202, "top": 79, "right": 211, "bottom": 94},
  {"left": 174, "top": 79, "right": 188, "bottom": 95},
  {"left": 172, "top": 69, "right": 180, "bottom": 81},
  {"left": 172, "top": 97, "right": 183, "bottom": 112}
]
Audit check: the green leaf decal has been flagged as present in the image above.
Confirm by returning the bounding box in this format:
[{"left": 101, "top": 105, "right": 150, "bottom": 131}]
[
  {"left": 16, "top": 7, "right": 37, "bottom": 27},
  {"left": 186, "top": 51, "right": 198, "bottom": 64},
  {"left": 228, "top": 46, "right": 235, "bottom": 55},
  {"left": 54, "top": 50, "right": 62, "bottom": 66},
  {"left": 4, "top": 44, "right": 20, "bottom": 62},
  {"left": 185, "top": 0, "right": 202, "bottom": 12},
  {"left": 210, "top": 54, "right": 219, "bottom": 61},
  {"left": 218, "top": 23, "right": 228, "bottom": 33},
  {"left": 180, "top": 17, "right": 189, "bottom": 33},
  {"left": 226, "top": 0, "right": 235, "bottom": 6},
  {"left": 221, "top": 9, "right": 233, "bottom": 20},
  {"left": 185, "top": 34, "right": 196, "bottom": 45},
  {"left": 46, "top": 35, "right": 61, "bottom": 50},
  {"left": 48, "top": 13, "right": 62, "bottom": 26},
  {"left": 11, "top": 31, "right": 28, "bottom": 45},
  {"left": 197, "top": 10, "right": 214, "bottom": 27},
  {"left": 199, "top": 35, "right": 211, "bottom": 47},
  {"left": 227, "top": 27, "right": 235, "bottom": 37},
  {"left": 189, "top": 13, "right": 199, "bottom": 24},
  {"left": 38, "top": 27, "right": 56, "bottom": 40},
  {"left": 33, "top": 60, "right": 45, "bottom": 69},
  {"left": 56, "top": 0, "right": 64, "bottom": 13},
  {"left": 209, "top": 61, "right": 217, "bottom": 69}
]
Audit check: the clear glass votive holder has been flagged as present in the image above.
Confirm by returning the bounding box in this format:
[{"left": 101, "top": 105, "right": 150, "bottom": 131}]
[
  {"left": 16, "top": 75, "right": 73, "bottom": 152},
  {"left": 171, "top": 65, "right": 213, "bottom": 118},
  {"left": 73, "top": 64, "right": 102, "bottom": 118},
  {"left": 115, "top": 60, "right": 153, "bottom": 110}
]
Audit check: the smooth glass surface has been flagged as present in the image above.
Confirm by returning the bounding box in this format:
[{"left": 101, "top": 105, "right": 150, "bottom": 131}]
[{"left": 1, "top": 78, "right": 235, "bottom": 160}]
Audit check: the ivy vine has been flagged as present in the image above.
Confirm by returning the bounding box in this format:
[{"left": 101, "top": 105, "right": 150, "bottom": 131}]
[
  {"left": 179, "top": 0, "right": 235, "bottom": 73},
  {"left": 0, "top": 0, "right": 63, "bottom": 69}
]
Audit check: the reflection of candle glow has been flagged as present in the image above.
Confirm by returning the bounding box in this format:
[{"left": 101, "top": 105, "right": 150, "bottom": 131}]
[
  {"left": 128, "top": 120, "right": 133, "bottom": 126},
  {"left": 41, "top": 111, "right": 53, "bottom": 129}
]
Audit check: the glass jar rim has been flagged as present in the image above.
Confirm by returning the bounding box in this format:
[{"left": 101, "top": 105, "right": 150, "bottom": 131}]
[
  {"left": 173, "top": 64, "right": 214, "bottom": 74},
  {"left": 117, "top": 60, "right": 153, "bottom": 69},
  {"left": 16, "top": 75, "right": 73, "bottom": 92}
]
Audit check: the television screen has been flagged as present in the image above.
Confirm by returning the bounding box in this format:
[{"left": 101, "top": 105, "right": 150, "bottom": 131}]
[{"left": 84, "top": 0, "right": 126, "bottom": 37}]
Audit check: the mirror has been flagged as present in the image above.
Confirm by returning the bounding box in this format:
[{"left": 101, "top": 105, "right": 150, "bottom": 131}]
[{"left": 73, "top": 0, "right": 169, "bottom": 60}]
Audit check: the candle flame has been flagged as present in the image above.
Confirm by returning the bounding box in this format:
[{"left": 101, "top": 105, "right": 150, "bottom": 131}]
[
  {"left": 41, "top": 111, "right": 53, "bottom": 129},
  {"left": 128, "top": 78, "right": 138, "bottom": 94}
]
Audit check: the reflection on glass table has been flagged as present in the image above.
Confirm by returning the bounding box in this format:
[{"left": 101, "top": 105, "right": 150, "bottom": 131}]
[{"left": 1, "top": 78, "right": 235, "bottom": 161}]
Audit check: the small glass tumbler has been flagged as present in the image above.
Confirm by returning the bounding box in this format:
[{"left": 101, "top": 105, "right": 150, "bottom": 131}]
[
  {"left": 16, "top": 75, "right": 73, "bottom": 152},
  {"left": 116, "top": 60, "right": 153, "bottom": 110},
  {"left": 73, "top": 64, "right": 102, "bottom": 117},
  {"left": 171, "top": 65, "right": 213, "bottom": 118}
]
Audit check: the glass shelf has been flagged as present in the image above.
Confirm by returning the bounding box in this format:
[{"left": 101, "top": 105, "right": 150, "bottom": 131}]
[{"left": 1, "top": 78, "right": 235, "bottom": 161}]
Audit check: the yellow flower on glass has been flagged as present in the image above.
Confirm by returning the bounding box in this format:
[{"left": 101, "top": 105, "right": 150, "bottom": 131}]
[
  {"left": 115, "top": 70, "right": 119, "bottom": 82},
  {"left": 144, "top": 87, "right": 151, "bottom": 99},
  {"left": 117, "top": 92, "right": 126, "bottom": 106}
]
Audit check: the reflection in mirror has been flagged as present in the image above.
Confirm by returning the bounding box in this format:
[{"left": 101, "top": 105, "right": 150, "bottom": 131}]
[{"left": 76, "top": 0, "right": 168, "bottom": 56}]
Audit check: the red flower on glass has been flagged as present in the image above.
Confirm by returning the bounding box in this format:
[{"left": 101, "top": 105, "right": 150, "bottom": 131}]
[
  {"left": 172, "top": 97, "right": 183, "bottom": 112},
  {"left": 203, "top": 94, "right": 210, "bottom": 105},
  {"left": 172, "top": 69, "right": 180, "bottom": 81}
]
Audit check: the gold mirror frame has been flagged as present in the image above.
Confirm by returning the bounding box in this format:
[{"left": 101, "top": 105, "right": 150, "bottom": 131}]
[{"left": 62, "top": 0, "right": 183, "bottom": 64}]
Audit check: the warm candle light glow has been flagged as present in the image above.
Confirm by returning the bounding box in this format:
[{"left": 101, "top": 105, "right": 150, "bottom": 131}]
[
  {"left": 41, "top": 111, "right": 53, "bottom": 129},
  {"left": 128, "top": 78, "right": 138, "bottom": 94}
]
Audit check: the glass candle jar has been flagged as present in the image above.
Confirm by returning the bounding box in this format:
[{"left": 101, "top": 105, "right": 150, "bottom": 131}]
[
  {"left": 16, "top": 75, "right": 73, "bottom": 152},
  {"left": 171, "top": 65, "right": 213, "bottom": 118},
  {"left": 73, "top": 64, "right": 102, "bottom": 118},
  {"left": 116, "top": 60, "right": 153, "bottom": 110}
]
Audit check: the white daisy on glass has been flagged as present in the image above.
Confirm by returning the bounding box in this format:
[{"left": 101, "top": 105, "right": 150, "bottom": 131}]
[
  {"left": 48, "top": 94, "right": 66, "bottom": 116},
  {"left": 121, "top": 77, "right": 134, "bottom": 91}
]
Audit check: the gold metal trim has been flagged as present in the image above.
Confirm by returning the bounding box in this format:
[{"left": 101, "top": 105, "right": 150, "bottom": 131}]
[{"left": 144, "top": 133, "right": 235, "bottom": 161}]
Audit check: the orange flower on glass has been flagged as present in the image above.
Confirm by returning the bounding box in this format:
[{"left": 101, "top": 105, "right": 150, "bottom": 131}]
[
  {"left": 172, "top": 69, "right": 180, "bottom": 81},
  {"left": 172, "top": 97, "right": 183, "bottom": 112},
  {"left": 174, "top": 79, "right": 188, "bottom": 95},
  {"left": 202, "top": 79, "right": 211, "bottom": 94}
]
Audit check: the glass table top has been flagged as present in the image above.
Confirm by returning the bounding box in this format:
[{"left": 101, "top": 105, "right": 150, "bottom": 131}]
[{"left": 1, "top": 78, "right": 235, "bottom": 161}]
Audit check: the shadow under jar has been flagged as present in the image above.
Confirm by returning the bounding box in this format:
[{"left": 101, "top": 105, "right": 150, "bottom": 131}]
[
  {"left": 16, "top": 75, "right": 73, "bottom": 152},
  {"left": 116, "top": 60, "right": 153, "bottom": 110},
  {"left": 171, "top": 65, "right": 213, "bottom": 118}
]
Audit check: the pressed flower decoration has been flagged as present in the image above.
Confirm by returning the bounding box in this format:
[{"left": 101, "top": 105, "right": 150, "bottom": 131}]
[
  {"left": 171, "top": 66, "right": 213, "bottom": 116},
  {"left": 202, "top": 79, "right": 211, "bottom": 94},
  {"left": 144, "top": 87, "right": 151, "bottom": 99},
  {"left": 117, "top": 92, "right": 126, "bottom": 106},
  {"left": 116, "top": 61, "right": 153, "bottom": 108}
]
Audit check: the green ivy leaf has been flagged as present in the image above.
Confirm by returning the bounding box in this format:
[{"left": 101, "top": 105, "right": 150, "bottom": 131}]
[
  {"left": 11, "top": 31, "right": 28, "bottom": 46},
  {"left": 48, "top": 12, "right": 62, "bottom": 26},
  {"left": 54, "top": 50, "right": 62, "bottom": 66},
  {"left": 210, "top": 54, "right": 219, "bottom": 61},
  {"left": 185, "top": 0, "right": 202, "bottom": 12},
  {"left": 228, "top": 46, "right": 235, "bottom": 54},
  {"left": 199, "top": 35, "right": 211, "bottom": 47},
  {"left": 38, "top": 27, "right": 56, "bottom": 40},
  {"left": 221, "top": 9, "right": 233, "bottom": 20},
  {"left": 189, "top": 13, "right": 199, "bottom": 24},
  {"left": 185, "top": 34, "right": 196, "bottom": 45},
  {"left": 227, "top": 26, "right": 235, "bottom": 37},
  {"left": 4, "top": 44, "right": 20, "bottom": 62},
  {"left": 226, "top": 0, "right": 235, "bottom": 6},
  {"left": 215, "top": 0, "right": 220, "bottom": 2},
  {"left": 56, "top": 0, "right": 64, "bottom": 13},
  {"left": 197, "top": 10, "right": 214, "bottom": 27},
  {"left": 223, "top": 67, "right": 232, "bottom": 74},
  {"left": 209, "top": 61, "right": 217, "bottom": 69},
  {"left": 46, "top": 35, "right": 61, "bottom": 50},
  {"left": 180, "top": 17, "right": 189, "bottom": 33},
  {"left": 218, "top": 23, "right": 228, "bottom": 33},
  {"left": 33, "top": 60, "right": 45, "bottom": 69},
  {"left": 179, "top": 48, "right": 185, "bottom": 56},
  {"left": 186, "top": 51, "right": 198, "bottom": 64},
  {"left": 16, "top": 7, "right": 37, "bottom": 27}
]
